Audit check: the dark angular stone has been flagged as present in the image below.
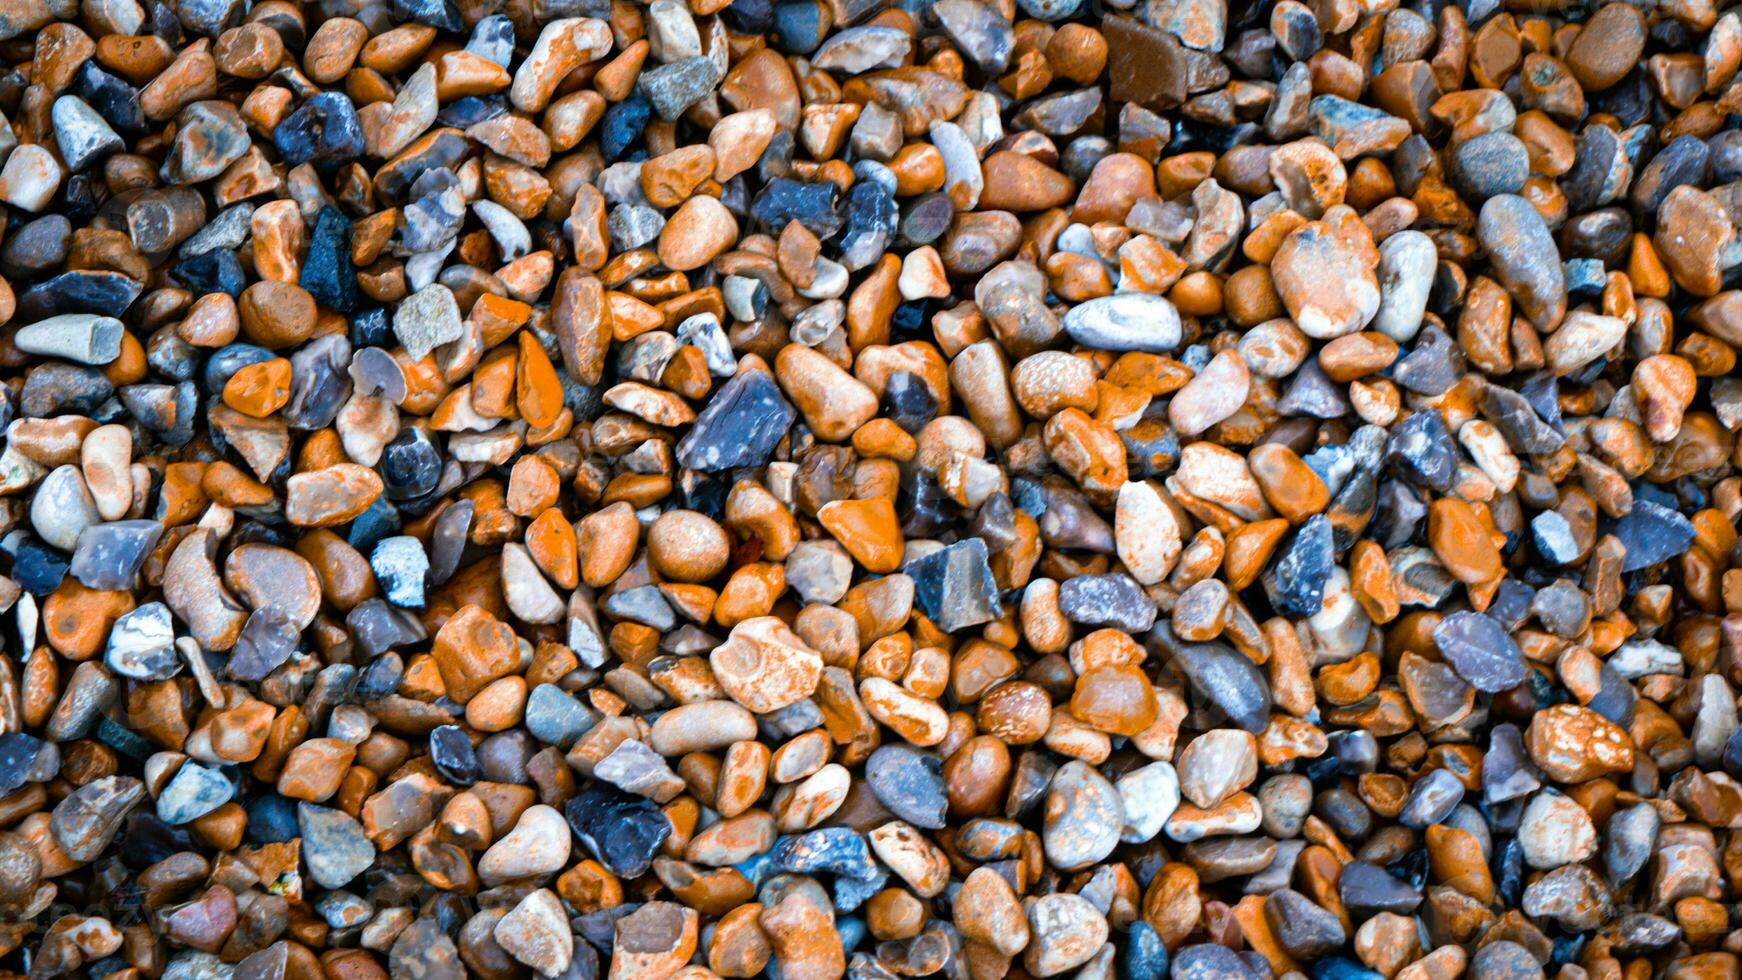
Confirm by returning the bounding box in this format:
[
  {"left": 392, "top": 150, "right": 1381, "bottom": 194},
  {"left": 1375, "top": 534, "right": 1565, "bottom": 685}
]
[
  {"left": 21, "top": 362, "right": 113, "bottom": 418},
  {"left": 228, "top": 608, "right": 299, "bottom": 682},
  {"left": 863, "top": 745, "right": 948, "bottom": 829},
  {"left": 301, "top": 206, "right": 359, "bottom": 314},
  {"left": 1057, "top": 573, "right": 1155, "bottom": 632},
  {"left": 172, "top": 247, "right": 247, "bottom": 297},
  {"left": 1265, "top": 888, "right": 1346, "bottom": 959},
  {"left": 564, "top": 783, "right": 672, "bottom": 879},
  {"left": 0, "top": 734, "right": 54, "bottom": 795},
  {"left": 9, "top": 534, "right": 69, "bottom": 595},
  {"left": 750, "top": 177, "right": 844, "bottom": 238},
  {"left": 1390, "top": 324, "right": 1461, "bottom": 396},
  {"left": 1338, "top": 860, "right": 1422, "bottom": 916},
  {"left": 74, "top": 61, "right": 146, "bottom": 136},
  {"left": 1386, "top": 407, "right": 1458, "bottom": 492},
  {"left": 1483, "top": 381, "right": 1565, "bottom": 454},
  {"left": 675, "top": 370, "right": 795, "bottom": 472},
  {"left": 14, "top": 269, "right": 143, "bottom": 321},
  {"left": 1603, "top": 499, "right": 1696, "bottom": 572},
  {"left": 838, "top": 180, "right": 897, "bottom": 271},
  {"left": 1172, "top": 943, "right": 1262, "bottom": 980},
  {"left": 1266, "top": 514, "right": 1333, "bottom": 617},
  {"left": 721, "top": 0, "right": 773, "bottom": 33},
  {"left": 348, "top": 598, "right": 428, "bottom": 659},
  {"left": 273, "top": 92, "right": 364, "bottom": 168},
  {"left": 772, "top": 0, "right": 829, "bottom": 53},
  {"left": 69, "top": 520, "right": 163, "bottom": 591},
  {"left": 908, "top": 538, "right": 1003, "bottom": 633},
  {"left": 1433, "top": 611, "right": 1528, "bottom": 693},
  {"left": 392, "top": 0, "right": 462, "bottom": 30},
  {"left": 1172, "top": 642, "right": 1272, "bottom": 734},
  {"left": 601, "top": 95, "right": 651, "bottom": 163}
]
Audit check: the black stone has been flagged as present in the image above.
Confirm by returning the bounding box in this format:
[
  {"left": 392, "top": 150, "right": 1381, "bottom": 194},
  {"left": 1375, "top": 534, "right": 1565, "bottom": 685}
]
[
  {"left": 21, "top": 362, "right": 112, "bottom": 418},
  {"left": 283, "top": 335, "right": 353, "bottom": 430},
  {"left": 302, "top": 206, "right": 359, "bottom": 314},
  {"left": 1450, "top": 132, "right": 1529, "bottom": 202},
  {"left": 119, "top": 811, "right": 199, "bottom": 870},
  {"left": 146, "top": 325, "right": 201, "bottom": 382},
  {"left": 1564, "top": 258, "right": 1605, "bottom": 297},
  {"left": 1057, "top": 572, "right": 1155, "bottom": 632},
  {"left": 908, "top": 538, "right": 1002, "bottom": 632},
  {"left": 173, "top": 247, "right": 247, "bottom": 297},
  {"left": 751, "top": 177, "right": 844, "bottom": 238},
  {"left": 1390, "top": 324, "right": 1461, "bottom": 396},
  {"left": 838, "top": 180, "right": 897, "bottom": 270},
  {"left": 0, "top": 214, "right": 72, "bottom": 277},
  {"left": 273, "top": 92, "right": 364, "bottom": 168},
  {"left": 1310, "top": 959, "right": 1385, "bottom": 980},
  {"left": 676, "top": 369, "right": 795, "bottom": 471},
  {"left": 1433, "top": 611, "right": 1527, "bottom": 693},
  {"left": 0, "top": 734, "right": 52, "bottom": 795},
  {"left": 772, "top": 0, "right": 829, "bottom": 53},
  {"left": 244, "top": 794, "right": 302, "bottom": 845},
  {"left": 203, "top": 344, "right": 276, "bottom": 396},
  {"left": 898, "top": 470, "right": 959, "bottom": 538},
  {"left": 1172, "top": 943, "right": 1263, "bottom": 980},
  {"left": 601, "top": 95, "right": 652, "bottom": 163},
  {"left": 436, "top": 95, "right": 508, "bottom": 128},
  {"left": 864, "top": 745, "right": 948, "bottom": 829},
  {"left": 1338, "top": 860, "right": 1422, "bottom": 916},
  {"left": 721, "top": 0, "right": 773, "bottom": 33},
  {"left": 1561, "top": 208, "right": 1633, "bottom": 265},
  {"left": 175, "top": 0, "right": 243, "bottom": 35},
  {"left": 122, "top": 381, "right": 199, "bottom": 447},
  {"left": 351, "top": 307, "right": 393, "bottom": 348},
  {"left": 228, "top": 608, "right": 300, "bottom": 682},
  {"left": 74, "top": 61, "right": 146, "bottom": 136},
  {"left": 1603, "top": 801, "right": 1658, "bottom": 887},
  {"left": 14, "top": 269, "right": 143, "bottom": 320},
  {"left": 1630, "top": 134, "right": 1710, "bottom": 219},
  {"left": 392, "top": 0, "right": 462, "bottom": 30},
  {"left": 9, "top": 535, "right": 69, "bottom": 595},
  {"left": 348, "top": 599, "right": 428, "bottom": 659},
  {"left": 429, "top": 725, "right": 480, "bottom": 785},
  {"left": 773, "top": 827, "right": 879, "bottom": 881},
  {"left": 1711, "top": 130, "right": 1742, "bottom": 183},
  {"left": 1603, "top": 499, "right": 1696, "bottom": 572},
  {"left": 1171, "top": 642, "right": 1272, "bottom": 734},
  {"left": 1386, "top": 407, "right": 1458, "bottom": 492},
  {"left": 1266, "top": 888, "right": 1346, "bottom": 959},
  {"left": 1266, "top": 514, "right": 1333, "bottom": 617},
  {"left": 881, "top": 370, "right": 939, "bottom": 432},
  {"left": 380, "top": 427, "right": 444, "bottom": 500},
  {"left": 1486, "top": 577, "right": 1536, "bottom": 632},
  {"left": 1563, "top": 124, "right": 1630, "bottom": 214},
  {"left": 564, "top": 783, "right": 672, "bottom": 879},
  {"left": 1124, "top": 922, "right": 1170, "bottom": 980},
  {"left": 1482, "top": 381, "right": 1565, "bottom": 454}
]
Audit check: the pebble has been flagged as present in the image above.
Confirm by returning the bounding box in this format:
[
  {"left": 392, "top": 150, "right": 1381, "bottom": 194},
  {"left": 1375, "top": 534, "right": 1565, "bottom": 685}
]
[
  {"left": 1061, "top": 293, "right": 1182, "bottom": 352},
  {"left": 1041, "top": 760, "right": 1123, "bottom": 871},
  {"left": 105, "top": 602, "right": 177, "bottom": 680},
  {"left": 1432, "top": 611, "right": 1528, "bottom": 692},
  {"left": 1478, "top": 194, "right": 1567, "bottom": 330},
  {"left": 157, "top": 763, "right": 232, "bottom": 826},
  {"left": 1272, "top": 207, "right": 1381, "bottom": 339}
]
